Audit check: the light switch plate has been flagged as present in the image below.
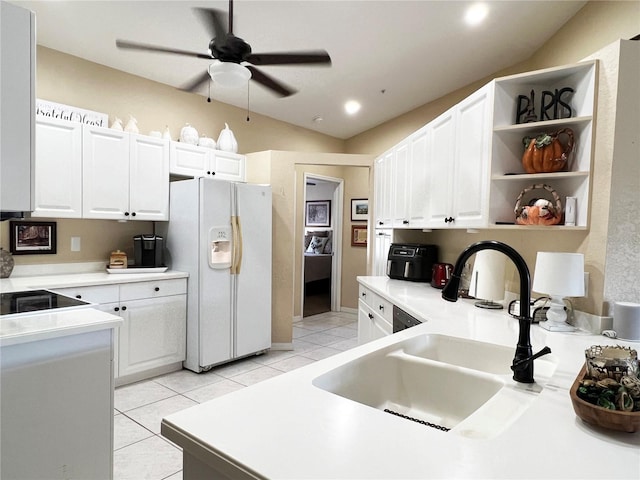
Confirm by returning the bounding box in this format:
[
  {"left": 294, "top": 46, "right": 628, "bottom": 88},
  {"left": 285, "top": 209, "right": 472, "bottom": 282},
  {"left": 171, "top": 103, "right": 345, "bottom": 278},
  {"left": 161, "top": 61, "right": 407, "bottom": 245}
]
[{"left": 71, "top": 236, "right": 81, "bottom": 252}]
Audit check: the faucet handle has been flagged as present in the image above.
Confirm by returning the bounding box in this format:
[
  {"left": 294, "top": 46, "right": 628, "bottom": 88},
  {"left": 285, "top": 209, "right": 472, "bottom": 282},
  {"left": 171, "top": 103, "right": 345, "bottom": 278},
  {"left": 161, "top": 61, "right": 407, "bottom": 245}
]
[{"left": 511, "top": 346, "right": 552, "bottom": 372}]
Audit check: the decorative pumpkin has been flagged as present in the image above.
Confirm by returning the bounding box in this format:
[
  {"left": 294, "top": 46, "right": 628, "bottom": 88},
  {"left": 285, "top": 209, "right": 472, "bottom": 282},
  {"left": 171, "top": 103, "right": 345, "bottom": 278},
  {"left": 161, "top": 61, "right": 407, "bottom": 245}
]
[
  {"left": 514, "top": 184, "right": 563, "bottom": 226},
  {"left": 521, "top": 128, "right": 574, "bottom": 174},
  {"left": 217, "top": 123, "right": 238, "bottom": 153},
  {"left": 180, "top": 124, "right": 199, "bottom": 144}
]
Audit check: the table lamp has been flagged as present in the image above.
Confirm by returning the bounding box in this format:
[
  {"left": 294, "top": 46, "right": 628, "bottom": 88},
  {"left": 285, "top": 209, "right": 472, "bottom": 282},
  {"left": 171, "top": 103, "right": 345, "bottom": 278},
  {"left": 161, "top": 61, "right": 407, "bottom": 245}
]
[
  {"left": 469, "top": 250, "right": 506, "bottom": 309},
  {"left": 533, "top": 252, "right": 585, "bottom": 331}
]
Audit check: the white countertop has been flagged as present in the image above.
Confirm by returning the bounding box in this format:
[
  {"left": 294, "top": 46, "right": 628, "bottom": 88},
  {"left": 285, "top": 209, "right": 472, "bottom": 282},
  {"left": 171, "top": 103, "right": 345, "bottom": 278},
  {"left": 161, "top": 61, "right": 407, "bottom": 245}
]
[
  {"left": 162, "top": 276, "right": 640, "bottom": 480},
  {"left": 0, "top": 270, "right": 188, "bottom": 293},
  {"left": 0, "top": 269, "right": 187, "bottom": 346}
]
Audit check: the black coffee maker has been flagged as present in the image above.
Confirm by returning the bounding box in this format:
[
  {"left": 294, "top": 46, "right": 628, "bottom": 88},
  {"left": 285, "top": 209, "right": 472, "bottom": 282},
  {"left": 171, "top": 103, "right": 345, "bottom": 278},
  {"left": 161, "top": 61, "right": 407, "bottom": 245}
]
[{"left": 133, "top": 234, "right": 164, "bottom": 267}]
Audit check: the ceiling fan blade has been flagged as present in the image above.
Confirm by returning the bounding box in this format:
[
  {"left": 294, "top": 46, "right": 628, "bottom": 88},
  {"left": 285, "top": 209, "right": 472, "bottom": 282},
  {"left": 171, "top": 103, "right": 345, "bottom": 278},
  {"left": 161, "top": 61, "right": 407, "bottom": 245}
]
[
  {"left": 246, "top": 51, "right": 332, "bottom": 66},
  {"left": 193, "top": 7, "right": 228, "bottom": 43},
  {"left": 116, "top": 40, "right": 212, "bottom": 60},
  {"left": 246, "top": 66, "right": 296, "bottom": 97},
  {"left": 180, "top": 71, "right": 211, "bottom": 93}
]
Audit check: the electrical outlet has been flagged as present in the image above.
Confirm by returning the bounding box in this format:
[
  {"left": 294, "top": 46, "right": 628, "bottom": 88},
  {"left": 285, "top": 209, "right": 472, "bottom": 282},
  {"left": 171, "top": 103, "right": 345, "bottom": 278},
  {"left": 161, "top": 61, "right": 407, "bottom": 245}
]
[{"left": 71, "top": 236, "right": 81, "bottom": 252}]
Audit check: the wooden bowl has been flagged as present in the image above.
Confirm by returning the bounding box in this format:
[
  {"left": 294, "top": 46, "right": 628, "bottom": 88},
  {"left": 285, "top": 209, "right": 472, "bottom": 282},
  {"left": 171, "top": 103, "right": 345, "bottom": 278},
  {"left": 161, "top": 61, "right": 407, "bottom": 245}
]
[{"left": 570, "top": 365, "right": 640, "bottom": 433}]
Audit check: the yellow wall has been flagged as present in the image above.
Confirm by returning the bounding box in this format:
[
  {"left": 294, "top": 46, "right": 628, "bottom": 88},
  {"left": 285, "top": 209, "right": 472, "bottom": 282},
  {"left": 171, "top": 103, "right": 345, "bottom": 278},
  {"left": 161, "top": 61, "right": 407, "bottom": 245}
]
[
  {"left": 246, "top": 151, "right": 373, "bottom": 344},
  {"left": 293, "top": 163, "right": 370, "bottom": 317}
]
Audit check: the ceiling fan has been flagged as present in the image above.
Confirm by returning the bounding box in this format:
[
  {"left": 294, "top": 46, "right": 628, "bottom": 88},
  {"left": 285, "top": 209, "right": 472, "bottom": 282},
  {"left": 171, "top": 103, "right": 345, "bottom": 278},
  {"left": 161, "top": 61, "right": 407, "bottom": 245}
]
[{"left": 115, "top": 0, "right": 331, "bottom": 97}]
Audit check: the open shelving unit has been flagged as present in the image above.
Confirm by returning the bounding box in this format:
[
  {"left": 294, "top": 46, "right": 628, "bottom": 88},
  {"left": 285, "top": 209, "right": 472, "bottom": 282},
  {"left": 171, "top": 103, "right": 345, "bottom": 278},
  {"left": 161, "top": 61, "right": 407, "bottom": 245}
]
[{"left": 489, "top": 60, "right": 598, "bottom": 229}]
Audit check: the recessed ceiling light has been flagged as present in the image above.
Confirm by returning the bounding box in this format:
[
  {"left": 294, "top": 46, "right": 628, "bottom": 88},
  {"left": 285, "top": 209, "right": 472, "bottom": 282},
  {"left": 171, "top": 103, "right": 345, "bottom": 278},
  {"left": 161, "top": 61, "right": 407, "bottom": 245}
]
[
  {"left": 465, "top": 3, "right": 488, "bottom": 26},
  {"left": 344, "top": 100, "right": 361, "bottom": 115}
]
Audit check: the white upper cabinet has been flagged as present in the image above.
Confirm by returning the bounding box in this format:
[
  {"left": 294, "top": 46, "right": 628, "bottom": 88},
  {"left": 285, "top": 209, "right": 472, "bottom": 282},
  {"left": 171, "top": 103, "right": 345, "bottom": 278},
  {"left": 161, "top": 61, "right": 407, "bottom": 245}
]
[
  {"left": 425, "top": 83, "right": 492, "bottom": 228},
  {"left": 373, "top": 150, "right": 394, "bottom": 229},
  {"left": 373, "top": 60, "right": 596, "bottom": 232},
  {"left": 0, "top": 2, "right": 35, "bottom": 213},
  {"left": 169, "top": 141, "right": 245, "bottom": 182},
  {"left": 129, "top": 134, "right": 170, "bottom": 221},
  {"left": 391, "top": 140, "right": 410, "bottom": 227},
  {"left": 407, "top": 125, "right": 430, "bottom": 227},
  {"left": 83, "top": 125, "right": 169, "bottom": 220},
  {"left": 450, "top": 83, "right": 493, "bottom": 228},
  {"left": 33, "top": 118, "right": 83, "bottom": 218},
  {"left": 424, "top": 107, "right": 456, "bottom": 227}
]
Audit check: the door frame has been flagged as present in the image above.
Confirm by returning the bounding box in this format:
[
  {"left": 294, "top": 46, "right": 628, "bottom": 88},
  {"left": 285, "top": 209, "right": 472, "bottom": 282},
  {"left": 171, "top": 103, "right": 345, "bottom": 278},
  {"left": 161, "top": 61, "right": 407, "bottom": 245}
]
[{"left": 301, "top": 173, "right": 344, "bottom": 315}]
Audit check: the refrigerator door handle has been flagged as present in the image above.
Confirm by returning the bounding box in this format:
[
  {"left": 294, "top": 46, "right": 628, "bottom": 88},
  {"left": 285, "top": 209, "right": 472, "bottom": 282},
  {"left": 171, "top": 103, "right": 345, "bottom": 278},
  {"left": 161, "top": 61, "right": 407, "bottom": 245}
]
[{"left": 231, "top": 215, "right": 243, "bottom": 274}]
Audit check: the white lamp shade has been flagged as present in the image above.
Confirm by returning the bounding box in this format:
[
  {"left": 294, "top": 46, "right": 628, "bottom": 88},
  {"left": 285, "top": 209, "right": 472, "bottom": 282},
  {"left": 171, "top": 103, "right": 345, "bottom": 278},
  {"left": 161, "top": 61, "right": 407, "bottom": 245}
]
[
  {"left": 208, "top": 62, "right": 251, "bottom": 88},
  {"left": 469, "top": 250, "right": 506, "bottom": 301},
  {"left": 533, "top": 252, "right": 585, "bottom": 297}
]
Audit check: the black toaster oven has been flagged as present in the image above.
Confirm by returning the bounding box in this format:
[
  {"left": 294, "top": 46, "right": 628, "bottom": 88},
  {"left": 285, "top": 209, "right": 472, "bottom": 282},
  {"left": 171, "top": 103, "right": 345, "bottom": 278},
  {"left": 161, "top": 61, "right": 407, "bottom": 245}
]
[{"left": 386, "top": 243, "right": 438, "bottom": 282}]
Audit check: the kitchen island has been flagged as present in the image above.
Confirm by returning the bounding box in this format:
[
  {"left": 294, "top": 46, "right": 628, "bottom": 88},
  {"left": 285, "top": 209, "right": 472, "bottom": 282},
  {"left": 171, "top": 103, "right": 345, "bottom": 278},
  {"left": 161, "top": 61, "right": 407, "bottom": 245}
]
[
  {"left": 162, "top": 276, "right": 639, "bottom": 479},
  {"left": 0, "top": 297, "right": 122, "bottom": 479}
]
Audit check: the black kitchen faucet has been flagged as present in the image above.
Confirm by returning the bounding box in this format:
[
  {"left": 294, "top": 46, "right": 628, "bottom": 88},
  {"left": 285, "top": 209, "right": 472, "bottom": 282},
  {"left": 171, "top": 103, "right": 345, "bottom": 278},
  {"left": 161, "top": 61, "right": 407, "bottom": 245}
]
[{"left": 441, "top": 240, "right": 551, "bottom": 383}]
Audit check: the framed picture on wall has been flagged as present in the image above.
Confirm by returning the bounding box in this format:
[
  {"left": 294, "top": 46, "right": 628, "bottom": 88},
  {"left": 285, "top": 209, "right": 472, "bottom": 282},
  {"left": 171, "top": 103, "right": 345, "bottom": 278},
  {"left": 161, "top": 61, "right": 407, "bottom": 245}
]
[
  {"left": 9, "top": 221, "right": 57, "bottom": 255},
  {"left": 351, "top": 225, "right": 368, "bottom": 247},
  {"left": 305, "top": 200, "right": 331, "bottom": 227},
  {"left": 351, "top": 198, "right": 369, "bottom": 221}
]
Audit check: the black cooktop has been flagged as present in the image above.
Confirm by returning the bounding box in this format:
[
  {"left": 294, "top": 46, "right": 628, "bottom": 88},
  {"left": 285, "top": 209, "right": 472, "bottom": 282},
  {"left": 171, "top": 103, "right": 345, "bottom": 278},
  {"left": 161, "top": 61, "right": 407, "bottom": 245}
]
[{"left": 0, "top": 290, "right": 90, "bottom": 316}]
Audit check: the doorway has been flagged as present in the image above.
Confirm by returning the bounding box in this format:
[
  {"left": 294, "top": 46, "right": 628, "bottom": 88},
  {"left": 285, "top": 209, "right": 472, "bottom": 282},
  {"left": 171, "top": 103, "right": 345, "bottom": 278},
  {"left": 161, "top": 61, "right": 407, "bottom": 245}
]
[{"left": 302, "top": 173, "right": 343, "bottom": 317}]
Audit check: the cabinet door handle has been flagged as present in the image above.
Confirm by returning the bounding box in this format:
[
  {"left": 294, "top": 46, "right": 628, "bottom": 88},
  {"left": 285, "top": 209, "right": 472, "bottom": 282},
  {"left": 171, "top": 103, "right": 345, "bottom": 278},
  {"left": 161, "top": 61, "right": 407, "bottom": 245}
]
[
  {"left": 121, "top": 306, "right": 127, "bottom": 311},
  {"left": 154, "top": 287, "right": 160, "bottom": 292},
  {"left": 206, "top": 171, "right": 211, "bottom": 175},
  {"left": 444, "top": 216, "right": 455, "bottom": 223},
  {"left": 124, "top": 211, "right": 130, "bottom": 217},
  {"left": 379, "top": 305, "right": 384, "bottom": 311},
  {"left": 402, "top": 220, "right": 409, "bottom": 225},
  {"left": 131, "top": 212, "right": 136, "bottom": 217},
  {"left": 361, "top": 292, "right": 366, "bottom": 297},
  {"left": 114, "top": 307, "right": 119, "bottom": 312},
  {"left": 378, "top": 221, "right": 383, "bottom": 226},
  {"left": 75, "top": 295, "right": 82, "bottom": 299},
  {"left": 368, "top": 313, "right": 374, "bottom": 319}
]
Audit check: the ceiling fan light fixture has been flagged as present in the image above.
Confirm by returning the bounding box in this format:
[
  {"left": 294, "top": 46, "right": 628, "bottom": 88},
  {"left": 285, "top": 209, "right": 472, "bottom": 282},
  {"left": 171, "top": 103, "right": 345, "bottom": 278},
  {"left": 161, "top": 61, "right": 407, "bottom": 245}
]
[{"left": 208, "top": 62, "right": 252, "bottom": 88}]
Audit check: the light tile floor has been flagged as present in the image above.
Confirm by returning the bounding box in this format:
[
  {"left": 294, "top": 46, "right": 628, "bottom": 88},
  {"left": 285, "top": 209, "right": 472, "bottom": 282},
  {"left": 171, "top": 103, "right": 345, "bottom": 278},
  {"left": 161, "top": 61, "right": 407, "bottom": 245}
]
[{"left": 113, "top": 310, "right": 357, "bottom": 480}]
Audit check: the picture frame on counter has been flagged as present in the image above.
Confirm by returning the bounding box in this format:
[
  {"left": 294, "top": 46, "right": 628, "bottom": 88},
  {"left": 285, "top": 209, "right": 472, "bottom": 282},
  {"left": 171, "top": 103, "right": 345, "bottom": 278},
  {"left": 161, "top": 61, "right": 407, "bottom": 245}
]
[
  {"left": 305, "top": 200, "right": 331, "bottom": 227},
  {"left": 9, "top": 221, "right": 57, "bottom": 255},
  {"left": 351, "top": 198, "right": 369, "bottom": 221},
  {"left": 351, "top": 225, "right": 368, "bottom": 247}
]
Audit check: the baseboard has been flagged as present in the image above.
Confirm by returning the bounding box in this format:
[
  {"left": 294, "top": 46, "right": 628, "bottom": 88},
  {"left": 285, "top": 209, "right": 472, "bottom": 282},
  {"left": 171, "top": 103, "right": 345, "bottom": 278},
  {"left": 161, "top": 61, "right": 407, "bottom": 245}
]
[
  {"left": 340, "top": 306, "right": 358, "bottom": 315},
  {"left": 271, "top": 342, "right": 294, "bottom": 351}
]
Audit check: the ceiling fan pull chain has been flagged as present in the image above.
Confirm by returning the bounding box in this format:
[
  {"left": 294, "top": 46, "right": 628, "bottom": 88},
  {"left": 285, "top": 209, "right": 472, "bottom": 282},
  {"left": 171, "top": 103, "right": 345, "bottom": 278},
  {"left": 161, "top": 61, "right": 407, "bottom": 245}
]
[
  {"left": 246, "top": 81, "right": 251, "bottom": 122},
  {"left": 207, "top": 77, "right": 212, "bottom": 103}
]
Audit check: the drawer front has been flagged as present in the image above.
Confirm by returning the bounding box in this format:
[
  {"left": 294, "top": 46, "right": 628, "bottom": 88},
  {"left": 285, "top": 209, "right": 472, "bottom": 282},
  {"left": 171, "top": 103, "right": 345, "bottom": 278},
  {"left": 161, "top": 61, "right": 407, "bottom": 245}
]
[
  {"left": 52, "top": 285, "right": 119, "bottom": 304},
  {"left": 358, "top": 285, "right": 376, "bottom": 309},
  {"left": 358, "top": 285, "right": 392, "bottom": 322},
  {"left": 119, "top": 278, "right": 187, "bottom": 301}
]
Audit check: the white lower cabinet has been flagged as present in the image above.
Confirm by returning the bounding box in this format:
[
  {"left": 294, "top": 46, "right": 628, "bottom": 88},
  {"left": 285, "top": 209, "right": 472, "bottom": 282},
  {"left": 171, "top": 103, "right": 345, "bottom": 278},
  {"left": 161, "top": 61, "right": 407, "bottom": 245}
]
[
  {"left": 118, "top": 294, "right": 186, "bottom": 378},
  {"left": 52, "top": 277, "right": 186, "bottom": 385},
  {"left": 357, "top": 285, "right": 392, "bottom": 345}
]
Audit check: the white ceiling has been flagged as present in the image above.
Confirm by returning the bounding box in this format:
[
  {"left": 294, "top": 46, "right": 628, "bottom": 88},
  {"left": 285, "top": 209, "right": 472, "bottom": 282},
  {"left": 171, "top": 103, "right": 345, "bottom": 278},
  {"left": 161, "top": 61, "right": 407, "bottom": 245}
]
[{"left": 15, "top": 0, "right": 587, "bottom": 139}]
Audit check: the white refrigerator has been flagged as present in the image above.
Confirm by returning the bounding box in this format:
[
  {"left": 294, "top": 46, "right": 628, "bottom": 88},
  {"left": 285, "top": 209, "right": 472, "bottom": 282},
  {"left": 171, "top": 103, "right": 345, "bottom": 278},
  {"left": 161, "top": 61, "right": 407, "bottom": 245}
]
[{"left": 162, "top": 177, "right": 272, "bottom": 372}]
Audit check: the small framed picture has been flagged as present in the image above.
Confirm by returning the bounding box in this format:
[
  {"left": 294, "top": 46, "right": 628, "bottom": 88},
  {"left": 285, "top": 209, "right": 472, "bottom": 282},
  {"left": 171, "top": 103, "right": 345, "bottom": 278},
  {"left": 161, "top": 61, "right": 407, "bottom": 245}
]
[
  {"left": 351, "top": 225, "right": 368, "bottom": 247},
  {"left": 305, "top": 200, "right": 331, "bottom": 227},
  {"left": 10, "top": 221, "right": 57, "bottom": 255},
  {"left": 351, "top": 198, "right": 369, "bottom": 221}
]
